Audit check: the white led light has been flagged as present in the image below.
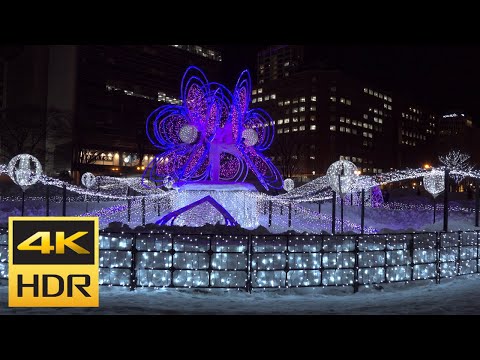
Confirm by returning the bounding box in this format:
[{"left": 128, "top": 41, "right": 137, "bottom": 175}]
[{"left": 7, "top": 154, "right": 43, "bottom": 191}]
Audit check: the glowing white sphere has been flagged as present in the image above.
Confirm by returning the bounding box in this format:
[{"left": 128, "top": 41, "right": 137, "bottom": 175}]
[
  {"left": 7, "top": 154, "right": 43, "bottom": 191},
  {"left": 326, "top": 160, "right": 358, "bottom": 195},
  {"left": 283, "top": 178, "right": 295, "bottom": 192},
  {"left": 179, "top": 124, "right": 198, "bottom": 144},
  {"left": 81, "top": 172, "right": 96, "bottom": 189},
  {"left": 423, "top": 170, "right": 445, "bottom": 198},
  {"left": 241, "top": 128, "right": 259, "bottom": 147},
  {"left": 164, "top": 175, "right": 174, "bottom": 189}
]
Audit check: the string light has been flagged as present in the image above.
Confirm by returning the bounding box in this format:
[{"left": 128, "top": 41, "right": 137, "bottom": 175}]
[
  {"left": 423, "top": 169, "right": 445, "bottom": 198},
  {"left": 81, "top": 172, "right": 96, "bottom": 189},
  {"left": 7, "top": 154, "right": 43, "bottom": 191},
  {"left": 283, "top": 178, "right": 294, "bottom": 192}
]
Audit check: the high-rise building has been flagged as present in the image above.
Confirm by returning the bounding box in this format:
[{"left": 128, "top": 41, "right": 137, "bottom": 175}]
[
  {"left": 393, "top": 100, "right": 437, "bottom": 168},
  {"left": 255, "top": 45, "right": 439, "bottom": 180},
  {"left": 257, "top": 45, "right": 304, "bottom": 84},
  {"left": 0, "top": 45, "right": 223, "bottom": 182},
  {"left": 436, "top": 112, "right": 480, "bottom": 164}
]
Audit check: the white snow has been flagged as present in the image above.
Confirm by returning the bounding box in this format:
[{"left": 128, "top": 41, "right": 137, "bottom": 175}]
[{"left": 1, "top": 275, "right": 480, "bottom": 314}]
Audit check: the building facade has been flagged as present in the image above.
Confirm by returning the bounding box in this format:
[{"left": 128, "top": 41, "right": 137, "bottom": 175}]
[
  {"left": 255, "top": 45, "right": 440, "bottom": 180},
  {"left": 0, "top": 45, "right": 223, "bottom": 183}
]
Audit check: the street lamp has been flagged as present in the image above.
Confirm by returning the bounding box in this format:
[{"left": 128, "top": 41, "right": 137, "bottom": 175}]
[{"left": 424, "top": 164, "right": 431, "bottom": 170}]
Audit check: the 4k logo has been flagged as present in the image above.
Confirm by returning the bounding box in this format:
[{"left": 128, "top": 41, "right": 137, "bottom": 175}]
[{"left": 8, "top": 217, "right": 99, "bottom": 307}]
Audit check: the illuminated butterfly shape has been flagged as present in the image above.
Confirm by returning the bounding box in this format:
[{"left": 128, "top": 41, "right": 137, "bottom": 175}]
[{"left": 143, "top": 66, "right": 283, "bottom": 191}]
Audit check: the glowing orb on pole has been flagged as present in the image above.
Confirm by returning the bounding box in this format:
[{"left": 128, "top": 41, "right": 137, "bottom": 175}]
[{"left": 7, "top": 154, "right": 43, "bottom": 191}]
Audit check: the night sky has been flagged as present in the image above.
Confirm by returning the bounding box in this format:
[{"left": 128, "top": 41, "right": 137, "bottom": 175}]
[{"left": 222, "top": 45, "right": 480, "bottom": 122}]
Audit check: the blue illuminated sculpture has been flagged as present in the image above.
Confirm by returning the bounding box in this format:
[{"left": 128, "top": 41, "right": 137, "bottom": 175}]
[{"left": 143, "top": 66, "right": 283, "bottom": 191}]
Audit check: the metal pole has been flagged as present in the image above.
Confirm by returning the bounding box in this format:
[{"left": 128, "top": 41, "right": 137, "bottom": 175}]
[
  {"left": 331, "top": 191, "right": 336, "bottom": 235},
  {"left": 475, "top": 184, "right": 479, "bottom": 227},
  {"left": 46, "top": 186, "right": 50, "bottom": 216},
  {"left": 341, "top": 197, "right": 344, "bottom": 233},
  {"left": 21, "top": 190, "right": 25, "bottom": 216},
  {"left": 288, "top": 202, "right": 292, "bottom": 228},
  {"left": 127, "top": 187, "right": 131, "bottom": 223},
  {"left": 141, "top": 197, "right": 146, "bottom": 226},
  {"left": 443, "top": 168, "right": 449, "bottom": 232},
  {"left": 361, "top": 189, "right": 365, "bottom": 235},
  {"left": 433, "top": 196, "right": 436, "bottom": 224},
  {"left": 62, "top": 184, "right": 67, "bottom": 216},
  {"left": 268, "top": 200, "right": 272, "bottom": 227}
]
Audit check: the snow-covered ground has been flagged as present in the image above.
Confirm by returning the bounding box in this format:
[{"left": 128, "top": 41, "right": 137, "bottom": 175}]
[
  {"left": 1, "top": 189, "right": 477, "bottom": 234},
  {"left": 1, "top": 275, "right": 480, "bottom": 314}
]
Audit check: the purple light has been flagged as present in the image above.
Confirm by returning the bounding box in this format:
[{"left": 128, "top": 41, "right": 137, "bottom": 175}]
[{"left": 143, "top": 66, "right": 283, "bottom": 191}]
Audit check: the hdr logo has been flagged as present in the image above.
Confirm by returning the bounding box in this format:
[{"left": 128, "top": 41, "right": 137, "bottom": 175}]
[{"left": 8, "top": 217, "right": 99, "bottom": 307}]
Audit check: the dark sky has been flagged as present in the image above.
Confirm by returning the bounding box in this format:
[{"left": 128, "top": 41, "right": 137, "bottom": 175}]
[{"left": 222, "top": 45, "right": 480, "bottom": 121}]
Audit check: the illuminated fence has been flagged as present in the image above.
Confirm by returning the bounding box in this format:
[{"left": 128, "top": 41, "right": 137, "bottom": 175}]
[{"left": 0, "top": 229, "right": 479, "bottom": 292}]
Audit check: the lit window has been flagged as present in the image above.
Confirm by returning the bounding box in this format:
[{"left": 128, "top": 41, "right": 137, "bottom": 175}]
[
  {"left": 300, "top": 97, "right": 306, "bottom": 102},
  {"left": 374, "top": 92, "right": 378, "bottom": 97},
  {"left": 340, "top": 156, "right": 345, "bottom": 160},
  {"left": 340, "top": 98, "right": 345, "bottom": 103},
  {"left": 284, "top": 118, "right": 290, "bottom": 124},
  {"left": 258, "top": 97, "right": 263, "bottom": 102},
  {"left": 284, "top": 100, "right": 290, "bottom": 105},
  {"left": 388, "top": 105, "right": 392, "bottom": 110},
  {"left": 311, "top": 96, "right": 317, "bottom": 102},
  {"left": 310, "top": 106, "right": 316, "bottom": 111},
  {"left": 258, "top": 88, "right": 263, "bottom": 94},
  {"left": 340, "top": 126, "right": 345, "bottom": 132},
  {"left": 310, "top": 156, "right": 316, "bottom": 160},
  {"left": 369, "top": 124, "right": 373, "bottom": 129},
  {"left": 358, "top": 122, "right": 362, "bottom": 127},
  {"left": 352, "top": 157, "right": 357, "bottom": 162},
  {"left": 300, "top": 106, "right": 305, "bottom": 112},
  {"left": 363, "top": 123, "right": 368, "bottom": 128},
  {"left": 300, "top": 116, "right": 305, "bottom": 122},
  {"left": 368, "top": 89, "right": 373, "bottom": 95},
  {"left": 292, "top": 108, "right": 298, "bottom": 113},
  {"left": 284, "top": 128, "right": 290, "bottom": 133},
  {"left": 278, "top": 101, "right": 284, "bottom": 106},
  {"left": 346, "top": 99, "right": 351, "bottom": 105},
  {"left": 310, "top": 125, "right": 316, "bottom": 130},
  {"left": 271, "top": 94, "right": 276, "bottom": 99},
  {"left": 330, "top": 125, "right": 336, "bottom": 131},
  {"left": 310, "top": 115, "right": 316, "bottom": 121},
  {"left": 277, "top": 129, "right": 283, "bottom": 134},
  {"left": 284, "top": 61, "right": 290, "bottom": 67},
  {"left": 265, "top": 95, "right": 270, "bottom": 101},
  {"left": 388, "top": 97, "right": 392, "bottom": 102},
  {"left": 252, "top": 90, "right": 257, "bottom": 95},
  {"left": 368, "top": 132, "right": 373, "bottom": 138},
  {"left": 364, "top": 88, "right": 368, "bottom": 93},
  {"left": 340, "top": 117, "right": 345, "bottom": 123},
  {"left": 363, "top": 132, "right": 368, "bottom": 137},
  {"left": 299, "top": 125, "right": 305, "bottom": 131},
  {"left": 346, "top": 118, "right": 351, "bottom": 124},
  {"left": 346, "top": 127, "right": 351, "bottom": 133},
  {"left": 252, "top": 99, "right": 257, "bottom": 104},
  {"left": 345, "top": 156, "right": 350, "bottom": 161},
  {"left": 379, "top": 93, "right": 383, "bottom": 99},
  {"left": 374, "top": 109, "right": 378, "bottom": 114},
  {"left": 330, "top": 96, "right": 336, "bottom": 102},
  {"left": 352, "top": 120, "right": 357, "bottom": 126},
  {"left": 292, "top": 127, "right": 298, "bottom": 132},
  {"left": 363, "top": 114, "right": 368, "bottom": 119},
  {"left": 277, "top": 120, "right": 283, "bottom": 125},
  {"left": 293, "top": 117, "right": 299, "bottom": 122},
  {"left": 293, "top": 99, "right": 298, "bottom": 104}
]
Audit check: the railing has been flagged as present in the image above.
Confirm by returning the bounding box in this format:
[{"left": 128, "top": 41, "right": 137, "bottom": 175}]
[{"left": 1, "top": 229, "right": 479, "bottom": 292}]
